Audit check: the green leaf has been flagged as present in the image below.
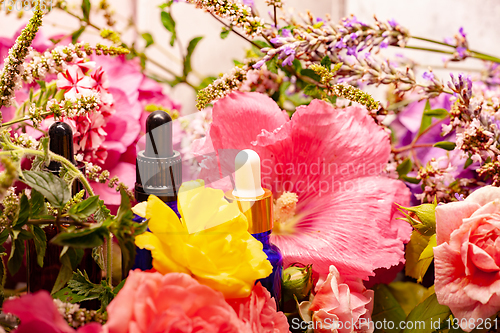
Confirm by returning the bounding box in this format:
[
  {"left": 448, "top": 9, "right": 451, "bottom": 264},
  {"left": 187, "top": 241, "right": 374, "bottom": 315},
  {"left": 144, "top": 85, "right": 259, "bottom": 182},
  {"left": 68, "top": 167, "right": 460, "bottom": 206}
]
[
  {"left": 183, "top": 36, "right": 203, "bottom": 78},
  {"left": 72, "top": 26, "right": 86, "bottom": 44},
  {"left": 423, "top": 108, "right": 448, "bottom": 119},
  {"left": 51, "top": 247, "right": 83, "bottom": 294},
  {"left": 320, "top": 55, "right": 332, "bottom": 69},
  {"left": 51, "top": 223, "right": 108, "bottom": 248},
  {"left": 92, "top": 246, "right": 105, "bottom": 271},
  {"left": 111, "top": 189, "right": 148, "bottom": 274},
  {"left": 197, "top": 76, "right": 217, "bottom": 90},
  {"left": 266, "top": 56, "right": 278, "bottom": 74},
  {"left": 418, "top": 100, "right": 433, "bottom": 135},
  {"left": 30, "top": 190, "right": 46, "bottom": 218},
  {"left": 160, "top": 11, "right": 176, "bottom": 46},
  {"left": 433, "top": 141, "right": 456, "bottom": 151},
  {"left": 304, "top": 84, "right": 324, "bottom": 99},
  {"left": 300, "top": 68, "right": 321, "bottom": 82},
  {"left": 14, "top": 194, "right": 30, "bottom": 227},
  {"left": 31, "top": 225, "right": 47, "bottom": 267},
  {"left": 220, "top": 27, "right": 230, "bottom": 39},
  {"left": 401, "top": 293, "right": 451, "bottom": 333},
  {"left": 22, "top": 171, "right": 71, "bottom": 209},
  {"left": 0, "top": 228, "right": 9, "bottom": 246},
  {"left": 141, "top": 32, "right": 154, "bottom": 48},
  {"left": 67, "top": 196, "right": 100, "bottom": 222},
  {"left": 401, "top": 176, "right": 421, "bottom": 184},
  {"left": 396, "top": 158, "right": 413, "bottom": 178},
  {"left": 94, "top": 199, "right": 111, "bottom": 223},
  {"left": 464, "top": 157, "right": 473, "bottom": 169},
  {"left": 419, "top": 234, "right": 436, "bottom": 261},
  {"left": 7, "top": 237, "right": 24, "bottom": 275},
  {"left": 67, "top": 269, "right": 102, "bottom": 300},
  {"left": 37, "top": 80, "right": 46, "bottom": 90},
  {"left": 387, "top": 282, "right": 427, "bottom": 316},
  {"left": 371, "top": 284, "right": 406, "bottom": 333},
  {"left": 405, "top": 232, "right": 433, "bottom": 282},
  {"left": 81, "top": 0, "right": 91, "bottom": 22}
]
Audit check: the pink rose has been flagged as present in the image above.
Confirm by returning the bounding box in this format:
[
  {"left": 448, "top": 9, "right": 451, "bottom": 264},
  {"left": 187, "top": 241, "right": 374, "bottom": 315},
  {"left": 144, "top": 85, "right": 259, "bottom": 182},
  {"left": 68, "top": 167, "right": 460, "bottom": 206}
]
[
  {"left": 228, "top": 283, "right": 290, "bottom": 333},
  {"left": 434, "top": 185, "right": 500, "bottom": 331},
  {"left": 3, "top": 291, "right": 102, "bottom": 333},
  {"left": 308, "top": 265, "right": 374, "bottom": 333},
  {"left": 102, "top": 270, "right": 248, "bottom": 333}
]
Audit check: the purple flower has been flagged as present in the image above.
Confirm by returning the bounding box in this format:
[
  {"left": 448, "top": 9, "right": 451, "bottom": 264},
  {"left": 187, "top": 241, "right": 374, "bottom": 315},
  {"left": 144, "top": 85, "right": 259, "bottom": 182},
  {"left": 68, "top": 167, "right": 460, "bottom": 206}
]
[
  {"left": 422, "top": 71, "right": 434, "bottom": 81},
  {"left": 388, "top": 18, "right": 398, "bottom": 28},
  {"left": 282, "top": 29, "right": 291, "bottom": 37},
  {"left": 253, "top": 59, "right": 266, "bottom": 69},
  {"left": 347, "top": 46, "right": 357, "bottom": 56},
  {"left": 456, "top": 46, "right": 467, "bottom": 58},
  {"left": 459, "top": 27, "right": 466, "bottom": 37},
  {"left": 243, "top": 0, "right": 254, "bottom": 6},
  {"left": 380, "top": 39, "right": 389, "bottom": 49},
  {"left": 455, "top": 193, "right": 464, "bottom": 201},
  {"left": 335, "top": 40, "right": 346, "bottom": 49},
  {"left": 350, "top": 32, "right": 358, "bottom": 40},
  {"left": 316, "top": 17, "right": 325, "bottom": 23},
  {"left": 282, "top": 54, "right": 295, "bottom": 67}
]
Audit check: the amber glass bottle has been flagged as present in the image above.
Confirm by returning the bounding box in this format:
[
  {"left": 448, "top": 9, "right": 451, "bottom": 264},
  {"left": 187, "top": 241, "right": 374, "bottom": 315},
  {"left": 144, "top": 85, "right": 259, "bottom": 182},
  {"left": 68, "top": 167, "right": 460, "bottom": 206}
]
[{"left": 27, "top": 122, "right": 101, "bottom": 309}]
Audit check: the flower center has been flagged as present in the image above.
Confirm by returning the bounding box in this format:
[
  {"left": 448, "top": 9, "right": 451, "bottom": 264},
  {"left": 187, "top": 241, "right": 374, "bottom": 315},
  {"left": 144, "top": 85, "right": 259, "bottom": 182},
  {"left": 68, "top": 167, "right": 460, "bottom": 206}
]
[{"left": 273, "top": 192, "right": 299, "bottom": 235}]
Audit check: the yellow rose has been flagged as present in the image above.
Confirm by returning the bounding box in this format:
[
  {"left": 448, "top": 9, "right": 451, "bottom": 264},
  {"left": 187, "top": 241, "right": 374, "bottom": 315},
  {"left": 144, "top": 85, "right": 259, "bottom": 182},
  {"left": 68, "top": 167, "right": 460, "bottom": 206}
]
[{"left": 134, "top": 180, "right": 273, "bottom": 298}]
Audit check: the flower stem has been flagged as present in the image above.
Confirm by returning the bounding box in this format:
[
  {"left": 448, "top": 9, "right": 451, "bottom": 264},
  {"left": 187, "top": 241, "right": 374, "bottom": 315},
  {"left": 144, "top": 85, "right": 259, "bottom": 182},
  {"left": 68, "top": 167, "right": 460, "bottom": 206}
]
[
  {"left": 106, "top": 234, "right": 112, "bottom": 287},
  {"left": 209, "top": 13, "right": 262, "bottom": 49},
  {"left": 1, "top": 110, "right": 54, "bottom": 128},
  {"left": 0, "top": 147, "right": 94, "bottom": 196}
]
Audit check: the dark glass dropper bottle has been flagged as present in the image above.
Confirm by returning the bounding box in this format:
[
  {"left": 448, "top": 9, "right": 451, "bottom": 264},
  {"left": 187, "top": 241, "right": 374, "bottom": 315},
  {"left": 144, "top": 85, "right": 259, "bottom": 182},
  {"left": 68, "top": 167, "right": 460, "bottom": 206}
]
[
  {"left": 123, "top": 110, "right": 182, "bottom": 277},
  {"left": 27, "top": 122, "right": 101, "bottom": 308}
]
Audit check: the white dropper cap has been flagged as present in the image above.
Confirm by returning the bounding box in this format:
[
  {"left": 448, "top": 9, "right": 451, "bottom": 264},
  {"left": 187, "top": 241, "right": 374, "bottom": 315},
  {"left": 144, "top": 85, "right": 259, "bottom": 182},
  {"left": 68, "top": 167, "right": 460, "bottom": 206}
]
[{"left": 232, "top": 149, "right": 265, "bottom": 198}]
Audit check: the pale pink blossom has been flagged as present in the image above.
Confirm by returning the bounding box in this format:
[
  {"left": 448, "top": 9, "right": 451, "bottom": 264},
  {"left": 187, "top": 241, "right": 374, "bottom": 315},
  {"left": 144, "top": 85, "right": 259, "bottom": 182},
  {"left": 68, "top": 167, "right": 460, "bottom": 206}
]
[
  {"left": 434, "top": 185, "right": 500, "bottom": 331},
  {"left": 303, "top": 265, "right": 374, "bottom": 333},
  {"left": 193, "top": 92, "right": 411, "bottom": 280},
  {"left": 57, "top": 65, "right": 96, "bottom": 100}
]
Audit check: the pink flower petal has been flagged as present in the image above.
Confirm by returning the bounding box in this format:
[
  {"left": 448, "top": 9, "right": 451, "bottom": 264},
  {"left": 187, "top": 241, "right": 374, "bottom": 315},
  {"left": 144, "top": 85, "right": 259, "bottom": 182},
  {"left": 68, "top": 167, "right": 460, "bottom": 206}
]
[
  {"left": 272, "top": 177, "right": 410, "bottom": 279},
  {"left": 465, "top": 185, "right": 500, "bottom": 206},
  {"left": 435, "top": 201, "right": 480, "bottom": 245}
]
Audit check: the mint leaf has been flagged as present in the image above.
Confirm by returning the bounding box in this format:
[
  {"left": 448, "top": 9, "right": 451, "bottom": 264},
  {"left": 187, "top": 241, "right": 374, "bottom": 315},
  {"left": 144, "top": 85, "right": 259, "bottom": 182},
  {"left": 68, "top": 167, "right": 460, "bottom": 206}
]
[
  {"left": 68, "top": 196, "right": 100, "bottom": 222},
  {"left": 141, "top": 32, "right": 154, "bottom": 48},
  {"left": 52, "top": 247, "right": 83, "bottom": 294},
  {"left": 183, "top": 36, "right": 203, "bottom": 78},
  {"left": 31, "top": 225, "right": 47, "bottom": 267},
  {"left": 161, "top": 11, "right": 176, "bottom": 46},
  {"left": 51, "top": 222, "right": 108, "bottom": 249},
  {"left": 320, "top": 55, "right": 332, "bottom": 69},
  {"left": 22, "top": 171, "right": 71, "bottom": 209}
]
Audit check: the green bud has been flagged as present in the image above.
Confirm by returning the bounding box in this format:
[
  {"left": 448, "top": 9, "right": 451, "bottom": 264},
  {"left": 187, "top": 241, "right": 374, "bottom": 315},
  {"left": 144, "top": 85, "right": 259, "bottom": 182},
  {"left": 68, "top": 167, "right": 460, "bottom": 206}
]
[{"left": 282, "top": 264, "right": 313, "bottom": 303}]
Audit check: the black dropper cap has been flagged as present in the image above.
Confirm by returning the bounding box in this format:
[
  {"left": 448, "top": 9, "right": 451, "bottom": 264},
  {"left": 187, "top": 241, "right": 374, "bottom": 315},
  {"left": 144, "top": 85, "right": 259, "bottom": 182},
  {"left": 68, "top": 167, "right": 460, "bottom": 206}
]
[
  {"left": 47, "top": 122, "right": 84, "bottom": 195},
  {"left": 135, "top": 111, "right": 182, "bottom": 203}
]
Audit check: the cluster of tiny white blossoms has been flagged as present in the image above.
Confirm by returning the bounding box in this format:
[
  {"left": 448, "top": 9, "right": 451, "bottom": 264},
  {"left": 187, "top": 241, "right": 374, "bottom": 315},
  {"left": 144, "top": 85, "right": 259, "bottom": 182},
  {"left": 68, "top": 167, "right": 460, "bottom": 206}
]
[
  {"left": 11, "top": 132, "right": 39, "bottom": 149},
  {"left": 61, "top": 93, "right": 102, "bottom": 118},
  {"left": 187, "top": 0, "right": 265, "bottom": 37},
  {"left": 53, "top": 299, "right": 107, "bottom": 328},
  {"left": 265, "top": 0, "right": 284, "bottom": 8}
]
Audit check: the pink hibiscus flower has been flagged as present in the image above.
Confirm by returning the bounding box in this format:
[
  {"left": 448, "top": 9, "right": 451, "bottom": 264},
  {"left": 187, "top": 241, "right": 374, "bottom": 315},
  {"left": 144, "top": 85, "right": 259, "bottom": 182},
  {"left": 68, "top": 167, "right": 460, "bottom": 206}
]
[
  {"left": 56, "top": 65, "right": 96, "bottom": 100},
  {"left": 193, "top": 92, "right": 411, "bottom": 280}
]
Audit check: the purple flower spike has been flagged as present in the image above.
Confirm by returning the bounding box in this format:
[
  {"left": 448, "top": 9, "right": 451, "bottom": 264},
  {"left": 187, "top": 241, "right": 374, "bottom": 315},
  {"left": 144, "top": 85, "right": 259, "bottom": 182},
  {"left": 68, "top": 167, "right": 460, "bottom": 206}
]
[
  {"left": 380, "top": 39, "right": 389, "bottom": 49},
  {"left": 422, "top": 72, "right": 434, "bottom": 80},
  {"left": 253, "top": 59, "right": 266, "bottom": 69},
  {"left": 459, "top": 27, "right": 466, "bottom": 37},
  {"left": 456, "top": 47, "right": 467, "bottom": 58},
  {"left": 282, "top": 29, "right": 292, "bottom": 37},
  {"left": 388, "top": 18, "right": 398, "bottom": 28},
  {"left": 282, "top": 54, "right": 295, "bottom": 67},
  {"left": 350, "top": 32, "right": 358, "bottom": 40},
  {"left": 347, "top": 46, "right": 357, "bottom": 56}
]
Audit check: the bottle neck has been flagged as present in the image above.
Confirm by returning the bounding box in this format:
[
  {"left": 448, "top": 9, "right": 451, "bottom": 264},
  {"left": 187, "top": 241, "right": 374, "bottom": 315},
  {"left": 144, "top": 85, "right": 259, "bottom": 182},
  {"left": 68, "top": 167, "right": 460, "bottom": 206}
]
[{"left": 252, "top": 230, "right": 271, "bottom": 245}]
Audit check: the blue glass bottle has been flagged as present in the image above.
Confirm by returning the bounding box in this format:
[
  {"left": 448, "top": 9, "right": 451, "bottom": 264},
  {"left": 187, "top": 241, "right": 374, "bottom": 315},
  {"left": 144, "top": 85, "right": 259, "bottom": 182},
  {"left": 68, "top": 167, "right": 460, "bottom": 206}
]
[
  {"left": 125, "top": 110, "right": 182, "bottom": 277},
  {"left": 253, "top": 230, "right": 283, "bottom": 307},
  {"left": 132, "top": 200, "right": 180, "bottom": 271}
]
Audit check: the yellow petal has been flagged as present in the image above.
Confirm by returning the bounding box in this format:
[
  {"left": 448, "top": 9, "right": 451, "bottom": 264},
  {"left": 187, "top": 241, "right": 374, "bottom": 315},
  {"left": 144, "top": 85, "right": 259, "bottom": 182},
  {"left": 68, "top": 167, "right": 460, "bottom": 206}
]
[
  {"left": 145, "top": 195, "right": 185, "bottom": 235},
  {"left": 135, "top": 232, "right": 189, "bottom": 274},
  {"left": 178, "top": 182, "right": 244, "bottom": 234},
  {"left": 131, "top": 201, "right": 147, "bottom": 218}
]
